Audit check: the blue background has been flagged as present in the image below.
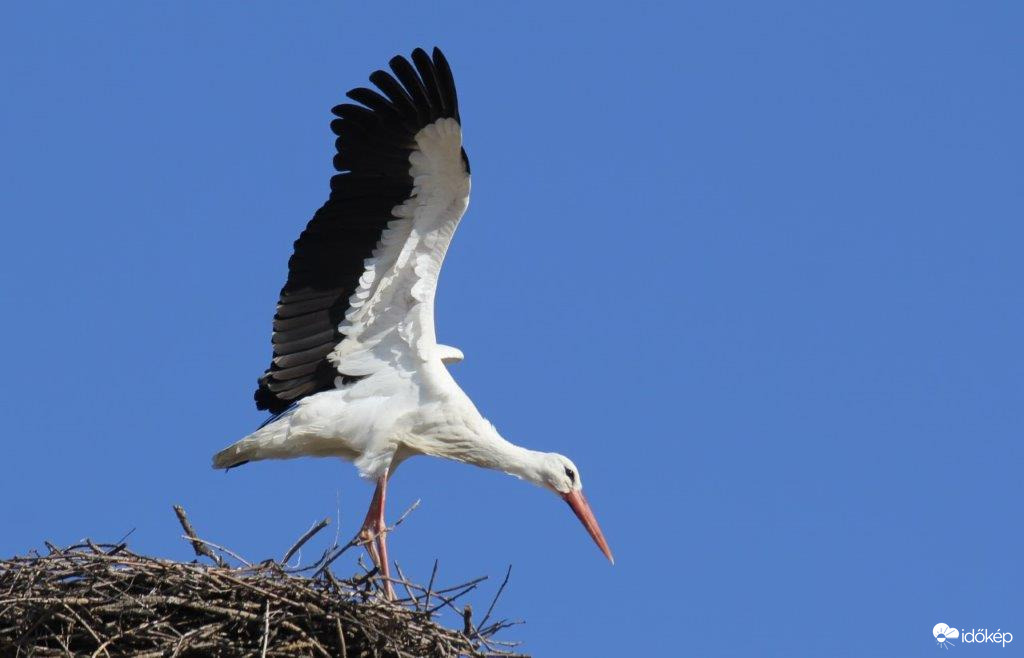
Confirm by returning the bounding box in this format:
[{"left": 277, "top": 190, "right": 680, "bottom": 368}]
[{"left": 2, "top": 2, "right": 1021, "bottom": 656}]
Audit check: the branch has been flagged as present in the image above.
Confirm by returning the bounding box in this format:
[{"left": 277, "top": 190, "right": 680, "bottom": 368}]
[
  {"left": 173, "top": 505, "right": 225, "bottom": 567},
  {"left": 282, "top": 517, "right": 331, "bottom": 564}
]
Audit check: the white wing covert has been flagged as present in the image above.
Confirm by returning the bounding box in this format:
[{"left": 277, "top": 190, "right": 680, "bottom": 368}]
[{"left": 329, "top": 117, "right": 470, "bottom": 379}]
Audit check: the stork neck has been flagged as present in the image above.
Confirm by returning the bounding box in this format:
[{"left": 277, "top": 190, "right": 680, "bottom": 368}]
[
  {"left": 439, "top": 423, "right": 550, "bottom": 488},
  {"left": 481, "top": 435, "right": 548, "bottom": 484}
]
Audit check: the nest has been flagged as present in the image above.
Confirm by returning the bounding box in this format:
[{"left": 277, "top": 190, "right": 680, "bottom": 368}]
[{"left": 0, "top": 507, "right": 524, "bottom": 657}]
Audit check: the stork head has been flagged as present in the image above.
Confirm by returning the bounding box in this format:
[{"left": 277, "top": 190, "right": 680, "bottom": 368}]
[{"left": 539, "top": 453, "right": 614, "bottom": 565}]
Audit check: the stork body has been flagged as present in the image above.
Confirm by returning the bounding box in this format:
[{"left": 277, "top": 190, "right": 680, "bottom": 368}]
[{"left": 213, "top": 49, "right": 612, "bottom": 592}]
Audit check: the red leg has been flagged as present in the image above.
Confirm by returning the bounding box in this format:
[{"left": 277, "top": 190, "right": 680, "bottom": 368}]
[
  {"left": 358, "top": 480, "right": 384, "bottom": 566},
  {"left": 358, "top": 469, "right": 395, "bottom": 599},
  {"left": 375, "top": 478, "right": 394, "bottom": 598}
]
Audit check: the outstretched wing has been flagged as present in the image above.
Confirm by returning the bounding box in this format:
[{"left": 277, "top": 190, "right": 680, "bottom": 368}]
[{"left": 255, "top": 47, "right": 471, "bottom": 414}]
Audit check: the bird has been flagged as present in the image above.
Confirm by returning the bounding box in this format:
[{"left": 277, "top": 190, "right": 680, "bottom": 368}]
[{"left": 212, "top": 47, "right": 613, "bottom": 593}]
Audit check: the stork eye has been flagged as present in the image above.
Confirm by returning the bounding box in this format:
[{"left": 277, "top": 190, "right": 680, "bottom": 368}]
[{"left": 564, "top": 467, "right": 576, "bottom": 482}]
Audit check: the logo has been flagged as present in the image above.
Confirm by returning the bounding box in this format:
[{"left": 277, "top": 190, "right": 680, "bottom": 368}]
[
  {"left": 934, "top": 623, "right": 959, "bottom": 648},
  {"left": 933, "top": 623, "right": 1013, "bottom": 649}
]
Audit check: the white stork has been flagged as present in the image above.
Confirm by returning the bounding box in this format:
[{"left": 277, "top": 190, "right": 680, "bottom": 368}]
[{"left": 213, "top": 48, "right": 613, "bottom": 592}]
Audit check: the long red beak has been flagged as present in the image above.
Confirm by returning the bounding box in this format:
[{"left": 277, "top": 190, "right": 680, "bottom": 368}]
[{"left": 563, "top": 490, "right": 614, "bottom": 564}]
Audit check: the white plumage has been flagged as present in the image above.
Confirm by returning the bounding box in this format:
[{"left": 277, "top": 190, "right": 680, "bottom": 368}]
[{"left": 213, "top": 48, "right": 611, "bottom": 595}]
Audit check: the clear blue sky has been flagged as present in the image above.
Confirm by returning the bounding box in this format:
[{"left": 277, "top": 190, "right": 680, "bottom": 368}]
[{"left": 2, "top": 2, "right": 1021, "bottom": 656}]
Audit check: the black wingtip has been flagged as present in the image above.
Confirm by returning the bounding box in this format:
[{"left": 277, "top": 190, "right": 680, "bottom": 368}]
[{"left": 430, "top": 48, "right": 459, "bottom": 122}]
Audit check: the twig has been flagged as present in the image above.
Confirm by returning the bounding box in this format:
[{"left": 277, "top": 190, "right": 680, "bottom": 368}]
[
  {"left": 172, "top": 505, "right": 225, "bottom": 567},
  {"left": 390, "top": 499, "right": 421, "bottom": 529},
  {"left": 424, "top": 559, "right": 439, "bottom": 613},
  {"left": 260, "top": 600, "right": 270, "bottom": 658},
  {"left": 178, "top": 536, "right": 251, "bottom": 567},
  {"left": 335, "top": 617, "right": 348, "bottom": 658},
  {"left": 310, "top": 539, "right": 359, "bottom": 579},
  {"left": 312, "top": 499, "right": 421, "bottom": 580},
  {"left": 61, "top": 603, "right": 107, "bottom": 657},
  {"left": 282, "top": 517, "right": 331, "bottom": 564},
  {"left": 432, "top": 576, "right": 489, "bottom": 596},
  {"left": 426, "top": 578, "right": 486, "bottom": 615},
  {"left": 114, "top": 527, "right": 137, "bottom": 545},
  {"left": 478, "top": 565, "right": 512, "bottom": 636},
  {"left": 392, "top": 561, "right": 420, "bottom": 611},
  {"left": 393, "top": 501, "right": 421, "bottom": 528}
]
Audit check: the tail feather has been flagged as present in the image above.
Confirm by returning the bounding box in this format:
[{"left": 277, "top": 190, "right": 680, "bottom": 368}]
[
  {"left": 212, "top": 411, "right": 296, "bottom": 470},
  {"left": 212, "top": 439, "right": 259, "bottom": 470}
]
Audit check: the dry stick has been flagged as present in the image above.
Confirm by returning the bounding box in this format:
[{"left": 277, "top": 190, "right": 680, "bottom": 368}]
[
  {"left": 430, "top": 578, "right": 509, "bottom": 657},
  {"left": 114, "top": 527, "right": 136, "bottom": 545},
  {"left": 284, "top": 621, "right": 331, "bottom": 658},
  {"left": 391, "top": 561, "right": 420, "bottom": 611},
  {"left": 335, "top": 617, "right": 348, "bottom": 658},
  {"left": 480, "top": 618, "right": 526, "bottom": 642},
  {"left": 89, "top": 615, "right": 168, "bottom": 658},
  {"left": 477, "top": 565, "right": 512, "bottom": 637},
  {"left": 381, "top": 573, "right": 436, "bottom": 608},
  {"left": 260, "top": 601, "right": 270, "bottom": 658},
  {"left": 424, "top": 559, "right": 439, "bottom": 614},
  {"left": 212, "top": 572, "right": 304, "bottom": 609},
  {"left": 294, "top": 493, "right": 343, "bottom": 574},
  {"left": 169, "top": 622, "right": 222, "bottom": 658},
  {"left": 52, "top": 626, "right": 74, "bottom": 657},
  {"left": 425, "top": 579, "right": 485, "bottom": 615},
  {"left": 292, "top": 543, "right": 339, "bottom": 575},
  {"left": 177, "top": 536, "right": 250, "bottom": 564},
  {"left": 431, "top": 576, "right": 489, "bottom": 596},
  {"left": 389, "top": 499, "right": 421, "bottom": 531},
  {"left": 313, "top": 499, "right": 421, "bottom": 580},
  {"left": 172, "top": 506, "right": 225, "bottom": 567},
  {"left": 459, "top": 598, "right": 503, "bottom": 657},
  {"left": 60, "top": 603, "right": 108, "bottom": 658},
  {"left": 14, "top": 603, "right": 57, "bottom": 646},
  {"left": 178, "top": 536, "right": 251, "bottom": 567},
  {"left": 311, "top": 538, "right": 360, "bottom": 579},
  {"left": 282, "top": 517, "right": 331, "bottom": 564}
]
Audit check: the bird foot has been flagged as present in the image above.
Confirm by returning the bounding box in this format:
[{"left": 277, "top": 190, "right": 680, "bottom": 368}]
[
  {"left": 355, "top": 473, "right": 396, "bottom": 600},
  {"left": 357, "top": 523, "right": 396, "bottom": 601}
]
